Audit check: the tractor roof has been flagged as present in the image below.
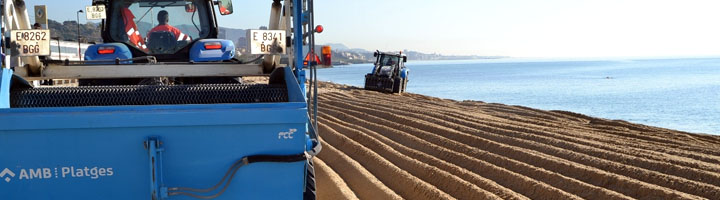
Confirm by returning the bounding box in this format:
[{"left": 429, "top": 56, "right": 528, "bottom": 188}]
[{"left": 376, "top": 50, "right": 406, "bottom": 57}]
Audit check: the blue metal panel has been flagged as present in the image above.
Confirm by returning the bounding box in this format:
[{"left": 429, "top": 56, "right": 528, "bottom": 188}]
[
  {"left": 84, "top": 43, "right": 133, "bottom": 64},
  {"left": 284, "top": 66, "right": 306, "bottom": 103},
  {"left": 0, "top": 123, "right": 306, "bottom": 199},
  {"left": 189, "top": 39, "right": 236, "bottom": 62},
  {"left": 0, "top": 68, "right": 10, "bottom": 108}
]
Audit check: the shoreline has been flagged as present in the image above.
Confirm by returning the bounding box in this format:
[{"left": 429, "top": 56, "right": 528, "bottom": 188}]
[{"left": 314, "top": 81, "right": 720, "bottom": 199}]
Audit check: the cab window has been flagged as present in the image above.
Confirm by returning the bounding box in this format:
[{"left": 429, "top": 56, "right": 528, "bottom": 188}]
[{"left": 109, "top": 0, "right": 210, "bottom": 54}]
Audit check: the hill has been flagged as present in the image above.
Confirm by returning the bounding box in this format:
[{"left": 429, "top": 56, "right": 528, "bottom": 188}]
[{"left": 47, "top": 20, "right": 102, "bottom": 43}]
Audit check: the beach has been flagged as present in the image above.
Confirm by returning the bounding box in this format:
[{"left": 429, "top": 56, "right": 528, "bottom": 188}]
[{"left": 313, "top": 81, "right": 720, "bottom": 199}]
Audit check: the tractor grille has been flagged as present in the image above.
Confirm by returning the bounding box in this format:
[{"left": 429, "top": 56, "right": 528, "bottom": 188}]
[
  {"left": 364, "top": 75, "right": 395, "bottom": 93},
  {"left": 11, "top": 84, "right": 288, "bottom": 108}
]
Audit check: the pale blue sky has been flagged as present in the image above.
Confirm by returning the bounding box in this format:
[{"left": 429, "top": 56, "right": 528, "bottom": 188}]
[{"left": 23, "top": 0, "right": 720, "bottom": 57}]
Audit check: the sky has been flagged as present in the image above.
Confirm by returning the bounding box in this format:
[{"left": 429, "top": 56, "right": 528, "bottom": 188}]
[{"left": 22, "top": 0, "right": 720, "bottom": 58}]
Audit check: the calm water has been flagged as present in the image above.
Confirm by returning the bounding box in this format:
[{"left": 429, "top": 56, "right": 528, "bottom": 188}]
[{"left": 317, "top": 58, "right": 720, "bottom": 135}]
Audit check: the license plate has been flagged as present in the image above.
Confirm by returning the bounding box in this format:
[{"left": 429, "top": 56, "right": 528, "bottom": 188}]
[
  {"left": 10, "top": 30, "right": 51, "bottom": 57},
  {"left": 85, "top": 5, "right": 107, "bottom": 20},
  {"left": 247, "top": 30, "right": 286, "bottom": 55}
]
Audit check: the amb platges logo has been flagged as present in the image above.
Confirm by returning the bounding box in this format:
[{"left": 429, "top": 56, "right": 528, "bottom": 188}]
[
  {"left": 1, "top": 166, "right": 114, "bottom": 183},
  {"left": 1, "top": 168, "right": 16, "bottom": 182}
]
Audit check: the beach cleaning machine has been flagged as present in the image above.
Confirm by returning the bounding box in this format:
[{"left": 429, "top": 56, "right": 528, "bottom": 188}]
[
  {"left": 0, "top": 0, "right": 321, "bottom": 199},
  {"left": 365, "top": 50, "right": 409, "bottom": 94}
]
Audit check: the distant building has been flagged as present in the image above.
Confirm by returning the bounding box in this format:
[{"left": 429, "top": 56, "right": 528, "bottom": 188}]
[{"left": 236, "top": 36, "right": 248, "bottom": 52}]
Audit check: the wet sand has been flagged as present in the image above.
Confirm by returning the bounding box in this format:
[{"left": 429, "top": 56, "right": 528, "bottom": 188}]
[{"left": 313, "top": 81, "right": 720, "bottom": 200}]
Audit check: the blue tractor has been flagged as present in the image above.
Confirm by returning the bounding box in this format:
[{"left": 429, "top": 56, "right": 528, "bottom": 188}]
[
  {"left": 0, "top": 0, "right": 322, "bottom": 199},
  {"left": 364, "top": 50, "right": 409, "bottom": 93}
]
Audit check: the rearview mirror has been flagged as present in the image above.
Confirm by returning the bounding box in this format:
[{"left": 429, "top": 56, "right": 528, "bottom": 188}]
[
  {"left": 403, "top": 56, "right": 407, "bottom": 62},
  {"left": 185, "top": 2, "right": 196, "bottom": 12},
  {"left": 218, "top": 0, "right": 234, "bottom": 15}
]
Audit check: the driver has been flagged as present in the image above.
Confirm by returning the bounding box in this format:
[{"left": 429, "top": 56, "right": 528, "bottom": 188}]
[
  {"left": 386, "top": 58, "right": 396, "bottom": 66},
  {"left": 147, "top": 10, "right": 191, "bottom": 42}
]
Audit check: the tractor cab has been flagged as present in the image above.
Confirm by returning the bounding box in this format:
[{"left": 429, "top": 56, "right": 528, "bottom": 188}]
[
  {"left": 77, "top": 0, "right": 244, "bottom": 85},
  {"left": 374, "top": 51, "right": 406, "bottom": 77},
  {"left": 364, "top": 50, "right": 409, "bottom": 93},
  {"left": 92, "top": 0, "right": 234, "bottom": 62}
]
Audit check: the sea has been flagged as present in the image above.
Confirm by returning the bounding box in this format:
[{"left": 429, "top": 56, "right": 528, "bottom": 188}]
[{"left": 317, "top": 57, "right": 720, "bottom": 135}]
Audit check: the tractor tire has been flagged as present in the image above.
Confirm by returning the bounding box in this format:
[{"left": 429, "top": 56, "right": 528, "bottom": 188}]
[
  {"left": 364, "top": 74, "right": 373, "bottom": 90},
  {"left": 392, "top": 77, "right": 402, "bottom": 93},
  {"left": 303, "top": 159, "right": 316, "bottom": 200}
]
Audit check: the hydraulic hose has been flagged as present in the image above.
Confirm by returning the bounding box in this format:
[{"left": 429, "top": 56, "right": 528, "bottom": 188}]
[{"left": 168, "top": 154, "right": 306, "bottom": 199}]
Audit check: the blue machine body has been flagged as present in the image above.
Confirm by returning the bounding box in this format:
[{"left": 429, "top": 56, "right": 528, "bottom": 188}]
[
  {"left": 0, "top": 67, "right": 309, "bottom": 199},
  {"left": 84, "top": 43, "right": 133, "bottom": 64},
  {"left": 189, "top": 39, "right": 236, "bottom": 62}
]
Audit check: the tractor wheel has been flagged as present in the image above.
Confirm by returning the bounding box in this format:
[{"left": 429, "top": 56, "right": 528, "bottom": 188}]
[
  {"left": 303, "top": 158, "right": 316, "bottom": 200},
  {"left": 392, "top": 77, "right": 402, "bottom": 93},
  {"left": 364, "top": 75, "right": 373, "bottom": 90}
]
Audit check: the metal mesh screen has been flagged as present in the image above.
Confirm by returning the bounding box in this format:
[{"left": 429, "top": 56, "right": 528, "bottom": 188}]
[{"left": 11, "top": 84, "right": 288, "bottom": 108}]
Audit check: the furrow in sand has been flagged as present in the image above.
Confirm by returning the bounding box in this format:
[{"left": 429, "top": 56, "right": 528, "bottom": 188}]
[
  {"left": 460, "top": 102, "right": 720, "bottom": 157},
  {"left": 318, "top": 109, "right": 528, "bottom": 200},
  {"left": 313, "top": 158, "right": 359, "bottom": 200},
  {"left": 318, "top": 123, "right": 455, "bottom": 200},
  {"left": 349, "top": 90, "right": 720, "bottom": 161},
  {"left": 316, "top": 140, "right": 401, "bottom": 200},
  {"left": 413, "top": 87, "right": 720, "bottom": 152},
  {"left": 407, "top": 100, "right": 720, "bottom": 170},
  {"left": 354, "top": 88, "right": 720, "bottom": 150},
  {"left": 319, "top": 96, "right": 701, "bottom": 199},
  {"left": 319, "top": 114, "right": 500, "bottom": 200},
  {"left": 457, "top": 107, "right": 720, "bottom": 166},
  {"left": 320, "top": 104, "right": 628, "bottom": 200},
  {"left": 326, "top": 94, "right": 718, "bottom": 198},
  {"left": 489, "top": 104, "right": 720, "bottom": 147},
  {"left": 336, "top": 93, "right": 720, "bottom": 186},
  {"left": 330, "top": 94, "right": 720, "bottom": 198},
  {"left": 441, "top": 108, "right": 720, "bottom": 171},
  {"left": 370, "top": 92, "right": 720, "bottom": 164},
  {"left": 470, "top": 101, "right": 707, "bottom": 146},
  {"left": 486, "top": 106, "right": 720, "bottom": 158}
]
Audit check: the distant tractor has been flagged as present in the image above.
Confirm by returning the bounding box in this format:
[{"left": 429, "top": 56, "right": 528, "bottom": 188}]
[{"left": 365, "top": 50, "right": 409, "bottom": 93}]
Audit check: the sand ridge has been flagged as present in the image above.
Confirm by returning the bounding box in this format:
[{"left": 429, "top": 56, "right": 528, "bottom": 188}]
[{"left": 312, "top": 81, "right": 720, "bottom": 200}]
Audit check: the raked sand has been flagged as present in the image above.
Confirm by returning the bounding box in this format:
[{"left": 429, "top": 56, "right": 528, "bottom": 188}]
[{"left": 312, "top": 81, "right": 720, "bottom": 200}]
